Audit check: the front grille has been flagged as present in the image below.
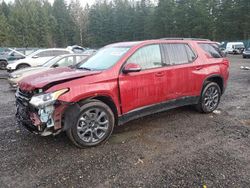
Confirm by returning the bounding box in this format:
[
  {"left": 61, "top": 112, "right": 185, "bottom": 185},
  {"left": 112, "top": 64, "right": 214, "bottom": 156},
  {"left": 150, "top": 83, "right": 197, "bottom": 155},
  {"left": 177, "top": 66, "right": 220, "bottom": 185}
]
[
  {"left": 17, "top": 88, "right": 33, "bottom": 100},
  {"left": 15, "top": 88, "right": 40, "bottom": 133},
  {"left": 15, "top": 88, "right": 33, "bottom": 105}
]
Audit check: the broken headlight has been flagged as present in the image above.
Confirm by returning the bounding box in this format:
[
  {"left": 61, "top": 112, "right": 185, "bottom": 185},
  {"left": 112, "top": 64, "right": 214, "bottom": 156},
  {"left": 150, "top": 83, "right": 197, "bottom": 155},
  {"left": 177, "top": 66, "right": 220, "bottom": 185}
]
[{"left": 29, "top": 88, "right": 69, "bottom": 108}]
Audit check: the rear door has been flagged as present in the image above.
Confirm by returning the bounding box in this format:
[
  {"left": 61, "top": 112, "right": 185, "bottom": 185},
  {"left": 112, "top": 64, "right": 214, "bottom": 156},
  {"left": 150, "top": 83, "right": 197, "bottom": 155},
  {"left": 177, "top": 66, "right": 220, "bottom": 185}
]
[
  {"left": 119, "top": 44, "right": 166, "bottom": 113},
  {"left": 160, "top": 43, "right": 198, "bottom": 99}
]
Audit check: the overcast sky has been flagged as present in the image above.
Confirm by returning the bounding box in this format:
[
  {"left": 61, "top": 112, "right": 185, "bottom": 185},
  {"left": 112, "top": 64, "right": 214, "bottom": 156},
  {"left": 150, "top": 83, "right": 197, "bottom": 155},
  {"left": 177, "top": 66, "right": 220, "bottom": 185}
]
[{"left": 1, "top": 0, "right": 96, "bottom": 6}]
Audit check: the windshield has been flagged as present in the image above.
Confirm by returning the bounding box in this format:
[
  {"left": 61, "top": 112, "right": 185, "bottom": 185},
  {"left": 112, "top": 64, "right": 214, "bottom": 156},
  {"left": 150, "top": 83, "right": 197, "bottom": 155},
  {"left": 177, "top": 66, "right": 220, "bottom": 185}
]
[
  {"left": 42, "top": 56, "right": 63, "bottom": 67},
  {"left": 77, "top": 47, "right": 129, "bottom": 70}
]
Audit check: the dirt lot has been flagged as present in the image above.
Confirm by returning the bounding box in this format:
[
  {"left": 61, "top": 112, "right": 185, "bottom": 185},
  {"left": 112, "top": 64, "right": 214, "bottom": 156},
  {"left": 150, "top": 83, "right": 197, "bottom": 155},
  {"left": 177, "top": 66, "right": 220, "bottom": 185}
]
[{"left": 0, "top": 55, "right": 250, "bottom": 188}]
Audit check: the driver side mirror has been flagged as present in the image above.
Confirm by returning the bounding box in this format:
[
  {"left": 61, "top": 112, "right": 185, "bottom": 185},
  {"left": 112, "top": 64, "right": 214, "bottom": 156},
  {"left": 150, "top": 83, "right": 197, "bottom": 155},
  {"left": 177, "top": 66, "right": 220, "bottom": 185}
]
[
  {"left": 32, "top": 55, "right": 39, "bottom": 59},
  {"left": 122, "top": 63, "right": 141, "bottom": 74}
]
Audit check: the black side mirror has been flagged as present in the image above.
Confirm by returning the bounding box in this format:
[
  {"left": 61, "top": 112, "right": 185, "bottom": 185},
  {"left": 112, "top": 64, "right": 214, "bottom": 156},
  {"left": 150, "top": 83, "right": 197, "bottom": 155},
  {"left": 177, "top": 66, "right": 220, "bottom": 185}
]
[{"left": 53, "top": 64, "right": 59, "bottom": 68}]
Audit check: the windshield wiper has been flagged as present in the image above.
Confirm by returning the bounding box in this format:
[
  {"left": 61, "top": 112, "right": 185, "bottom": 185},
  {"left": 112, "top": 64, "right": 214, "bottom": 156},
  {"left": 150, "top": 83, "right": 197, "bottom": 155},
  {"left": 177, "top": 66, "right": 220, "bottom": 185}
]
[{"left": 77, "top": 67, "right": 92, "bottom": 71}]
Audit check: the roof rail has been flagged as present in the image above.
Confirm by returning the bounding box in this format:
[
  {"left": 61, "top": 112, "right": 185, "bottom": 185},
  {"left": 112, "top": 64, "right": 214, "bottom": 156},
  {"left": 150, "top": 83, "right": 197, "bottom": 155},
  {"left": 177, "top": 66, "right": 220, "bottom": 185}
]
[{"left": 160, "top": 37, "right": 210, "bottom": 41}]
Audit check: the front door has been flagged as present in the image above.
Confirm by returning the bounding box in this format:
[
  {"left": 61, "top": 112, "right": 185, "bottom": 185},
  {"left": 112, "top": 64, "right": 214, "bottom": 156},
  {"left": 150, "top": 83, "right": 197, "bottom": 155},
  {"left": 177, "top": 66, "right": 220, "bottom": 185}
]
[{"left": 118, "top": 44, "right": 166, "bottom": 114}]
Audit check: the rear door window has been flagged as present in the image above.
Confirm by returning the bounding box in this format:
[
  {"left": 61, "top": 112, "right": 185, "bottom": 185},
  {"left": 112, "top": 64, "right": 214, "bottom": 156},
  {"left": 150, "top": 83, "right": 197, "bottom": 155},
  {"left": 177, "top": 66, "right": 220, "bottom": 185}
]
[
  {"left": 161, "top": 43, "right": 194, "bottom": 65},
  {"left": 185, "top": 44, "right": 196, "bottom": 61},
  {"left": 199, "top": 43, "right": 222, "bottom": 58}
]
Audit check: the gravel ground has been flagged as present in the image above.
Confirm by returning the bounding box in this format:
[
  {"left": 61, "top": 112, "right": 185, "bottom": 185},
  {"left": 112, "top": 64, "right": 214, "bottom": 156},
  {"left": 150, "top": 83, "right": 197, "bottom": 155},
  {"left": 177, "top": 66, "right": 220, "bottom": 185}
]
[{"left": 0, "top": 55, "right": 250, "bottom": 188}]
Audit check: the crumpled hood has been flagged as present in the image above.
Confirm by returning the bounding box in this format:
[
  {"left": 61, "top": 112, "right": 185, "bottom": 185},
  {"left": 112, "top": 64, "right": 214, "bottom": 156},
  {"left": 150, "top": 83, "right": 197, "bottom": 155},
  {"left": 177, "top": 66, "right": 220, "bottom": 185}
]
[{"left": 18, "top": 67, "right": 101, "bottom": 91}]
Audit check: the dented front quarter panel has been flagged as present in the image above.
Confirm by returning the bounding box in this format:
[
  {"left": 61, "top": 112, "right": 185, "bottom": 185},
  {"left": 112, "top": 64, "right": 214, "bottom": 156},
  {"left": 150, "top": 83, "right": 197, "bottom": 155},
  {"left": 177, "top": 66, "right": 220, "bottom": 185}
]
[{"left": 46, "top": 70, "right": 122, "bottom": 115}]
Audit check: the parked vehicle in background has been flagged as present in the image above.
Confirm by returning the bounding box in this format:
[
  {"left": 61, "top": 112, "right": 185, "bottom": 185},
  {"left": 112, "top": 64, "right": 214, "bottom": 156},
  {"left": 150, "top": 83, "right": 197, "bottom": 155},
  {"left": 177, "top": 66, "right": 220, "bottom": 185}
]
[
  {"left": 225, "top": 42, "right": 245, "bottom": 54},
  {"left": 0, "top": 48, "right": 39, "bottom": 70},
  {"left": 82, "top": 49, "right": 97, "bottom": 56},
  {"left": 16, "top": 38, "right": 229, "bottom": 148},
  {"left": 0, "top": 49, "right": 25, "bottom": 69},
  {"left": 6, "top": 48, "right": 72, "bottom": 72},
  {"left": 67, "top": 45, "right": 86, "bottom": 53},
  {"left": 243, "top": 47, "right": 250, "bottom": 58},
  {"left": 8, "top": 54, "right": 88, "bottom": 88}
]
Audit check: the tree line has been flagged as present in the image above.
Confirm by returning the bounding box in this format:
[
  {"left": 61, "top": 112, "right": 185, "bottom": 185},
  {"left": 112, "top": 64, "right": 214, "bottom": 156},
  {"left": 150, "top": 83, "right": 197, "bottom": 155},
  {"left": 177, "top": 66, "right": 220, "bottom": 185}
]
[{"left": 0, "top": 0, "right": 249, "bottom": 48}]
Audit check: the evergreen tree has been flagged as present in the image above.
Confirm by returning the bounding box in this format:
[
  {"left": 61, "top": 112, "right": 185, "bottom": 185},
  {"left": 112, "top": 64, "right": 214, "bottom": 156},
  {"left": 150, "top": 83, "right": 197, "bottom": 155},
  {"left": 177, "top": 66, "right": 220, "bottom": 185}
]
[
  {"left": 53, "top": 0, "right": 76, "bottom": 47},
  {"left": 0, "top": 0, "right": 249, "bottom": 48},
  {"left": 0, "top": 14, "right": 11, "bottom": 46}
]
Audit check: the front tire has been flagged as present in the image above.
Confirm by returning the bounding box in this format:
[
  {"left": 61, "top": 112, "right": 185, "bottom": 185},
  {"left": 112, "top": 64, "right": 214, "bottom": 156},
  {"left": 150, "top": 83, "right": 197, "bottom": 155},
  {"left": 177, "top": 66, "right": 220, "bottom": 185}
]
[
  {"left": 196, "top": 82, "right": 221, "bottom": 113},
  {"left": 66, "top": 99, "right": 115, "bottom": 148}
]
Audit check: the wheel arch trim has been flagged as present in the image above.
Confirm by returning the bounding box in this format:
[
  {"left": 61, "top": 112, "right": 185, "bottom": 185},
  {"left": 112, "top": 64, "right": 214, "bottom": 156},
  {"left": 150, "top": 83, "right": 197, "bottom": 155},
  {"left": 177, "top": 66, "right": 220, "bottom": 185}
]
[
  {"left": 201, "top": 74, "right": 225, "bottom": 94},
  {"left": 63, "top": 94, "right": 119, "bottom": 130}
]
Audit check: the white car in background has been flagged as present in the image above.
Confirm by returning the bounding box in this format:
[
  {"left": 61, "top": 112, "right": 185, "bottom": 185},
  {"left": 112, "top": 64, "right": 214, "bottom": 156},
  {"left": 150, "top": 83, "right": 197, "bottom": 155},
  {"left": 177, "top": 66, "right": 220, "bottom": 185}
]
[
  {"left": 6, "top": 48, "right": 72, "bottom": 72},
  {"left": 8, "top": 54, "right": 88, "bottom": 88},
  {"left": 225, "top": 42, "right": 245, "bottom": 54}
]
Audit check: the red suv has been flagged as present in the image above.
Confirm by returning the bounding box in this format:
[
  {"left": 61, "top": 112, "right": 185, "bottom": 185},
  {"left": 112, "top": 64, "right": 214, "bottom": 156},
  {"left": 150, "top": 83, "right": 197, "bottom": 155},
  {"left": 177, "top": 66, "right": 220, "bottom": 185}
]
[{"left": 16, "top": 39, "right": 229, "bottom": 148}]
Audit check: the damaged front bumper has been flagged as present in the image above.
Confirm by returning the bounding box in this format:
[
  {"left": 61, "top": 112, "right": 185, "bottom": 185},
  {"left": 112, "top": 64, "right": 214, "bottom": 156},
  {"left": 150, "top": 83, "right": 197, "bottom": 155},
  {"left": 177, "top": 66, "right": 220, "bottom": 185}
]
[{"left": 15, "top": 89, "right": 69, "bottom": 136}]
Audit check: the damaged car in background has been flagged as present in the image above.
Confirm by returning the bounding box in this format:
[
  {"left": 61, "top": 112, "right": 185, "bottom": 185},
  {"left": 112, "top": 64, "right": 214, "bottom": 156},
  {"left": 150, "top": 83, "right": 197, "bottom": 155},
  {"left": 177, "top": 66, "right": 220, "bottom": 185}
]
[{"left": 15, "top": 38, "right": 229, "bottom": 148}]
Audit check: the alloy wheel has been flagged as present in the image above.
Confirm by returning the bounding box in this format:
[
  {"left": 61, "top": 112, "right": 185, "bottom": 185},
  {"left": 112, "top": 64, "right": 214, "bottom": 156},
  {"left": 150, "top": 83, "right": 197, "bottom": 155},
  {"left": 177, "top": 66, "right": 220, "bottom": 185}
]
[
  {"left": 76, "top": 108, "right": 109, "bottom": 143},
  {"left": 204, "top": 86, "right": 219, "bottom": 111}
]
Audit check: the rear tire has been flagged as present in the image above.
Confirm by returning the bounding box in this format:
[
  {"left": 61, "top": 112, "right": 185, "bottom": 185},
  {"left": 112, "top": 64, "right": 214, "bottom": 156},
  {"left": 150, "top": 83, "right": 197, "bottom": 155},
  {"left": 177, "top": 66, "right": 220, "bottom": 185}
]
[
  {"left": 0, "top": 60, "right": 7, "bottom": 70},
  {"left": 17, "top": 64, "right": 30, "bottom": 70},
  {"left": 66, "top": 99, "right": 115, "bottom": 148},
  {"left": 196, "top": 82, "right": 221, "bottom": 113}
]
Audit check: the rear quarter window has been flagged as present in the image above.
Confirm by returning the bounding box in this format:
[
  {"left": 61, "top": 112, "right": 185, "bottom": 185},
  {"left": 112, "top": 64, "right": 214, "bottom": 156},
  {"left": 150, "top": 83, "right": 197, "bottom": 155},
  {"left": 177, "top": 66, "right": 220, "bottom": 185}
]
[{"left": 199, "top": 43, "right": 222, "bottom": 58}]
